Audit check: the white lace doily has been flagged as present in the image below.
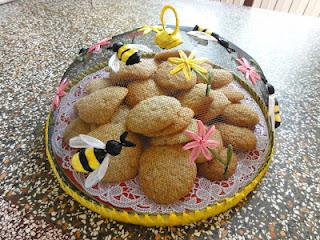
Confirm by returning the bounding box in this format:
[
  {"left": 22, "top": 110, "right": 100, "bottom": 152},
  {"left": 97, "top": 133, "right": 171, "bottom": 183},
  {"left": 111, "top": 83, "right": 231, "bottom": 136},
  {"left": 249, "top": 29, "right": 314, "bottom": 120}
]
[{"left": 51, "top": 69, "right": 269, "bottom": 214}]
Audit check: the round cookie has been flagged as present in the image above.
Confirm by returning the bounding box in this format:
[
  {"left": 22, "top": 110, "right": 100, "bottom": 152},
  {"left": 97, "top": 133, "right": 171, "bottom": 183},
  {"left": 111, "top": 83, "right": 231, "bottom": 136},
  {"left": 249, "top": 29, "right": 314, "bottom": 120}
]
[
  {"left": 127, "top": 96, "right": 181, "bottom": 136},
  {"left": 126, "top": 79, "right": 164, "bottom": 107},
  {"left": 211, "top": 69, "right": 234, "bottom": 89},
  {"left": 223, "top": 104, "right": 259, "bottom": 127},
  {"left": 197, "top": 90, "right": 231, "bottom": 122},
  {"left": 144, "top": 107, "right": 194, "bottom": 137},
  {"left": 109, "top": 58, "right": 158, "bottom": 83},
  {"left": 85, "top": 78, "right": 111, "bottom": 94},
  {"left": 195, "top": 128, "right": 224, "bottom": 163},
  {"left": 150, "top": 119, "right": 198, "bottom": 146},
  {"left": 198, "top": 148, "right": 238, "bottom": 181},
  {"left": 139, "top": 145, "right": 197, "bottom": 204},
  {"left": 219, "top": 86, "right": 244, "bottom": 103},
  {"left": 154, "top": 61, "right": 196, "bottom": 92},
  {"left": 88, "top": 123, "right": 142, "bottom": 183},
  {"left": 75, "top": 86, "right": 128, "bottom": 124},
  {"left": 154, "top": 50, "right": 191, "bottom": 63},
  {"left": 216, "top": 123, "right": 257, "bottom": 151},
  {"left": 177, "top": 83, "right": 213, "bottom": 116},
  {"left": 63, "top": 118, "right": 91, "bottom": 144}
]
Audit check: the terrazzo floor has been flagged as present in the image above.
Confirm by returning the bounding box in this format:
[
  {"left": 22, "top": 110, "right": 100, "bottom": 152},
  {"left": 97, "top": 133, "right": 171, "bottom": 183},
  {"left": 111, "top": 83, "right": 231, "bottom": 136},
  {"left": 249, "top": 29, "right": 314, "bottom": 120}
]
[{"left": 0, "top": 0, "right": 319, "bottom": 239}]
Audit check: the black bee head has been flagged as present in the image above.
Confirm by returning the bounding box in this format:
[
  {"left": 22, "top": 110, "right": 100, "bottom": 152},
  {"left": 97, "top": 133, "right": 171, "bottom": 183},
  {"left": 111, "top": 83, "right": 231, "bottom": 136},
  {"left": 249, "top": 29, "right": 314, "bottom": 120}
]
[
  {"left": 106, "top": 140, "right": 123, "bottom": 156},
  {"left": 266, "top": 83, "right": 275, "bottom": 95},
  {"left": 79, "top": 48, "right": 88, "bottom": 55},
  {"left": 105, "top": 132, "right": 136, "bottom": 156},
  {"left": 112, "top": 42, "right": 124, "bottom": 52}
]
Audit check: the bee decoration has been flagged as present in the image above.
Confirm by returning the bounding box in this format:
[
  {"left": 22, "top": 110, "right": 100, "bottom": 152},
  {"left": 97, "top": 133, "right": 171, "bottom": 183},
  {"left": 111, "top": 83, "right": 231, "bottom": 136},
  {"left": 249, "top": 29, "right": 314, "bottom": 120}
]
[
  {"left": 188, "top": 25, "right": 235, "bottom": 53},
  {"left": 69, "top": 131, "right": 136, "bottom": 188},
  {"left": 266, "top": 83, "right": 281, "bottom": 130},
  {"left": 78, "top": 48, "right": 89, "bottom": 62},
  {"left": 138, "top": 5, "right": 183, "bottom": 49},
  {"left": 108, "top": 42, "right": 153, "bottom": 72}
]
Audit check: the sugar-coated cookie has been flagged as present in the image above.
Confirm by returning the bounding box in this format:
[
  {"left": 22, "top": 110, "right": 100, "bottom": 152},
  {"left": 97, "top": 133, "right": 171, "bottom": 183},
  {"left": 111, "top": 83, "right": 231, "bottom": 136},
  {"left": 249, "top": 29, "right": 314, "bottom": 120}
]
[
  {"left": 126, "top": 79, "right": 164, "bottom": 107},
  {"left": 223, "top": 104, "right": 259, "bottom": 127},
  {"left": 127, "top": 96, "right": 181, "bottom": 136},
  {"left": 145, "top": 107, "right": 194, "bottom": 137},
  {"left": 154, "top": 61, "right": 196, "bottom": 92},
  {"left": 63, "top": 118, "right": 91, "bottom": 144},
  {"left": 198, "top": 148, "right": 238, "bottom": 181},
  {"left": 195, "top": 128, "right": 224, "bottom": 163},
  {"left": 177, "top": 83, "right": 213, "bottom": 116},
  {"left": 85, "top": 78, "right": 111, "bottom": 94},
  {"left": 75, "top": 86, "right": 128, "bottom": 124},
  {"left": 197, "top": 90, "right": 231, "bottom": 122},
  {"left": 216, "top": 123, "right": 257, "bottom": 151},
  {"left": 109, "top": 58, "right": 158, "bottom": 83},
  {"left": 154, "top": 50, "right": 191, "bottom": 63},
  {"left": 139, "top": 145, "right": 196, "bottom": 204},
  {"left": 219, "top": 86, "right": 244, "bottom": 103},
  {"left": 150, "top": 119, "right": 198, "bottom": 146},
  {"left": 110, "top": 105, "right": 130, "bottom": 125},
  {"left": 88, "top": 123, "right": 142, "bottom": 183},
  {"left": 211, "top": 69, "right": 234, "bottom": 89}
]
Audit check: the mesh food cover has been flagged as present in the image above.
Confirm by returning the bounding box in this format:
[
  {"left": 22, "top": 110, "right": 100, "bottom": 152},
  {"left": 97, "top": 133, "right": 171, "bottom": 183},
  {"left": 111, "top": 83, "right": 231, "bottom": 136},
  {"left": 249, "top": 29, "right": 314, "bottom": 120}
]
[{"left": 46, "top": 5, "right": 279, "bottom": 226}]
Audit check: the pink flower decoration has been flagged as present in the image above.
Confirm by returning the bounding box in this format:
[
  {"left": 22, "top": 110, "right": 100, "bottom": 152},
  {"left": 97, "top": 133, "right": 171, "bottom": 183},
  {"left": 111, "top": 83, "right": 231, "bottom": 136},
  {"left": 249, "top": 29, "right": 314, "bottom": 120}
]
[
  {"left": 183, "top": 120, "right": 220, "bottom": 162},
  {"left": 52, "top": 78, "right": 69, "bottom": 111},
  {"left": 88, "top": 38, "right": 111, "bottom": 53},
  {"left": 236, "top": 57, "right": 261, "bottom": 85}
]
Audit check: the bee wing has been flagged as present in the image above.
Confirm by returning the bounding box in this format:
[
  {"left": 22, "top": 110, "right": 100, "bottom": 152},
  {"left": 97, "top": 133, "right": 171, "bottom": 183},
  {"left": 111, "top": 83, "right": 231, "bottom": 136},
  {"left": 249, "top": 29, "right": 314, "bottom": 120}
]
[
  {"left": 127, "top": 44, "right": 153, "bottom": 53},
  {"left": 187, "top": 31, "right": 217, "bottom": 42},
  {"left": 108, "top": 53, "right": 120, "bottom": 72},
  {"left": 84, "top": 154, "right": 110, "bottom": 188},
  {"left": 69, "top": 134, "right": 105, "bottom": 149},
  {"left": 268, "top": 94, "right": 276, "bottom": 132}
]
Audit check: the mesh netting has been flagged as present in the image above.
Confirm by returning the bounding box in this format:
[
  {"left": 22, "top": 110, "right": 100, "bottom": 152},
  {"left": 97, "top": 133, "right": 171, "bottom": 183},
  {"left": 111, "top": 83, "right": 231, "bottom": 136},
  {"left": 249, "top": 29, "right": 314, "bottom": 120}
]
[{"left": 50, "top": 28, "right": 271, "bottom": 214}]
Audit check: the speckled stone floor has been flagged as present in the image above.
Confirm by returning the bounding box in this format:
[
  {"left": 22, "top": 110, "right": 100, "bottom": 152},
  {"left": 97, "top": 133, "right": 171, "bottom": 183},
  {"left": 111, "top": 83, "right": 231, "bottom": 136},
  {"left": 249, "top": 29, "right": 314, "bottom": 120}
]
[{"left": 0, "top": 0, "right": 319, "bottom": 239}]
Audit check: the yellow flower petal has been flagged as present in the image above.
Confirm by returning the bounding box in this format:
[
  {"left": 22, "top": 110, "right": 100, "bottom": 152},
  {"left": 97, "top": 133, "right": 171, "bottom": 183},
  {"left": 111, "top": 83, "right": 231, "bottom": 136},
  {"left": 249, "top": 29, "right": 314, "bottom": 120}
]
[
  {"left": 191, "top": 64, "right": 208, "bottom": 74},
  {"left": 191, "top": 58, "right": 207, "bottom": 65},
  {"left": 183, "top": 65, "right": 192, "bottom": 80},
  {"left": 170, "top": 63, "right": 185, "bottom": 75},
  {"left": 178, "top": 50, "right": 188, "bottom": 60},
  {"left": 168, "top": 57, "right": 183, "bottom": 64}
]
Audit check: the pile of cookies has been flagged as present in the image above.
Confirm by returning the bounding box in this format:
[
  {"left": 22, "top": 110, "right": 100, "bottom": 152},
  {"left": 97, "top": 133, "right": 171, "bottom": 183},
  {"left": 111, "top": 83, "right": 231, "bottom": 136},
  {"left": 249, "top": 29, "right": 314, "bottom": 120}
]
[{"left": 63, "top": 50, "right": 259, "bottom": 204}]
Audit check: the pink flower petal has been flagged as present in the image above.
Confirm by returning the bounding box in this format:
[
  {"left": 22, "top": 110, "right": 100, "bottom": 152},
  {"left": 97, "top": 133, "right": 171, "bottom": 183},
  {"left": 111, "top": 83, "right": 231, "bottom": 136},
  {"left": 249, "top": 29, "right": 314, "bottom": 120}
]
[
  {"left": 204, "top": 140, "right": 220, "bottom": 148},
  {"left": 200, "top": 145, "right": 212, "bottom": 160},
  {"left": 197, "top": 120, "right": 206, "bottom": 138},
  {"left": 184, "top": 130, "right": 201, "bottom": 141},
  {"left": 204, "top": 125, "right": 216, "bottom": 140},
  {"left": 241, "top": 57, "right": 250, "bottom": 67},
  {"left": 183, "top": 141, "right": 201, "bottom": 150},
  {"left": 189, "top": 147, "right": 201, "bottom": 162}
]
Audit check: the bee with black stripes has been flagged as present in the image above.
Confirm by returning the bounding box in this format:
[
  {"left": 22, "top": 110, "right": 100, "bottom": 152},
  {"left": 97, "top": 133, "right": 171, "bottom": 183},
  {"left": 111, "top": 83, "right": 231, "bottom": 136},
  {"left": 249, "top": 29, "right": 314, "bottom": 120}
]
[
  {"left": 187, "top": 25, "right": 218, "bottom": 42},
  {"left": 108, "top": 42, "right": 152, "bottom": 72},
  {"left": 266, "top": 83, "right": 281, "bottom": 130},
  {"left": 188, "top": 25, "right": 235, "bottom": 52},
  {"left": 69, "top": 132, "right": 135, "bottom": 188}
]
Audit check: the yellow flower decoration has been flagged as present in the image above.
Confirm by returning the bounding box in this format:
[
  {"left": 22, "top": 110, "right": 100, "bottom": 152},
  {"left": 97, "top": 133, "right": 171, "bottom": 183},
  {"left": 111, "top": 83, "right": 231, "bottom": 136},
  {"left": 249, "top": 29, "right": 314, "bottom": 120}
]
[
  {"left": 138, "top": 25, "right": 163, "bottom": 34},
  {"left": 168, "top": 50, "right": 208, "bottom": 80}
]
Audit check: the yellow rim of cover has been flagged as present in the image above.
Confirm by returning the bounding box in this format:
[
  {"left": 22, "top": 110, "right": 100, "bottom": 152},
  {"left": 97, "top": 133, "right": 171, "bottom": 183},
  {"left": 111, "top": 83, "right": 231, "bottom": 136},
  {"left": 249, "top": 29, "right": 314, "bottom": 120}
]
[
  {"left": 45, "top": 65, "right": 275, "bottom": 227},
  {"left": 160, "top": 5, "right": 180, "bottom": 35}
]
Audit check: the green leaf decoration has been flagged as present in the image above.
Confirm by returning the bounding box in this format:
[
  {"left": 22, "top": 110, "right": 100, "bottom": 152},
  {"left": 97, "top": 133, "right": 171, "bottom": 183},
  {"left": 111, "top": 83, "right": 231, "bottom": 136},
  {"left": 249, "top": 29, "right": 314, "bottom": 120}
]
[
  {"left": 198, "top": 71, "right": 213, "bottom": 96},
  {"left": 208, "top": 148, "right": 225, "bottom": 165},
  {"left": 224, "top": 144, "right": 233, "bottom": 176}
]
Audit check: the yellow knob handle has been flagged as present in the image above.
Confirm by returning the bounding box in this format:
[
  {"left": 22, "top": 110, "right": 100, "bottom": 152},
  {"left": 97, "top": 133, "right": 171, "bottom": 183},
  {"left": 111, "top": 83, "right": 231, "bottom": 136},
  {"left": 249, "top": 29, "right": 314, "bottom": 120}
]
[{"left": 160, "top": 5, "right": 179, "bottom": 36}]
